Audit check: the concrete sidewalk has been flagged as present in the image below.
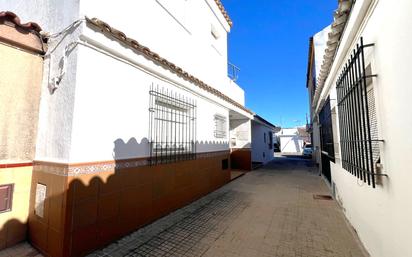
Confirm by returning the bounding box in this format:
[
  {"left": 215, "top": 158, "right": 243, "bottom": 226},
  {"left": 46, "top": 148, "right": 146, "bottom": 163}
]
[{"left": 89, "top": 156, "right": 368, "bottom": 257}]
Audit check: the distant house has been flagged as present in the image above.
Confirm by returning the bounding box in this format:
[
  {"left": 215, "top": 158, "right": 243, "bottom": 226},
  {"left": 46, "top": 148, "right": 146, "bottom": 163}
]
[
  {"left": 276, "top": 127, "right": 309, "bottom": 153},
  {"left": 251, "top": 115, "right": 278, "bottom": 165}
]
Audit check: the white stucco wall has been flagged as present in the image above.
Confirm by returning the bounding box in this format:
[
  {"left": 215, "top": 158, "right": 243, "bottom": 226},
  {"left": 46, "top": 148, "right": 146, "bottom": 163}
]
[
  {"left": 1, "top": 0, "right": 82, "bottom": 162},
  {"left": 2, "top": 0, "right": 249, "bottom": 163},
  {"left": 251, "top": 121, "right": 274, "bottom": 164},
  {"left": 314, "top": 1, "right": 412, "bottom": 256},
  {"left": 313, "top": 25, "right": 331, "bottom": 79},
  {"left": 279, "top": 136, "right": 303, "bottom": 153},
  {"left": 69, "top": 31, "right": 236, "bottom": 163},
  {"left": 229, "top": 119, "right": 251, "bottom": 149},
  {"left": 78, "top": 0, "right": 244, "bottom": 104},
  {"left": 312, "top": 121, "right": 321, "bottom": 164},
  {"left": 276, "top": 128, "right": 305, "bottom": 153}
]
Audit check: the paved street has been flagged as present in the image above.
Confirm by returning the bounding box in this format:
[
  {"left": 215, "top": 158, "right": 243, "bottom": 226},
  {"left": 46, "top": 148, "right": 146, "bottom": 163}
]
[
  {"left": 89, "top": 155, "right": 368, "bottom": 257},
  {"left": 0, "top": 155, "right": 368, "bottom": 257}
]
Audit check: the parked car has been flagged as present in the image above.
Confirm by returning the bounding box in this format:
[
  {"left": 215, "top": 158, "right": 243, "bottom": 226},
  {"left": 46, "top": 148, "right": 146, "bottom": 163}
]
[{"left": 302, "top": 144, "right": 313, "bottom": 158}]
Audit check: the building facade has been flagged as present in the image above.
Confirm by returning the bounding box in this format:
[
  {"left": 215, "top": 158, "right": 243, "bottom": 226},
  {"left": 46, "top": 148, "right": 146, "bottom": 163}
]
[
  {"left": 251, "top": 115, "right": 277, "bottom": 165},
  {"left": 276, "top": 127, "right": 309, "bottom": 154},
  {"left": 0, "top": 11, "right": 46, "bottom": 251},
  {"left": 0, "top": 1, "right": 256, "bottom": 256},
  {"left": 307, "top": 0, "right": 412, "bottom": 256},
  {"left": 306, "top": 25, "right": 330, "bottom": 164}
]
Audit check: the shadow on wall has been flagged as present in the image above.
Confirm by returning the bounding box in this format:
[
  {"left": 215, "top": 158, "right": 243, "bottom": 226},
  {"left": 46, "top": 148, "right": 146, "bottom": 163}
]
[
  {"left": 281, "top": 136, "right": 302, "bottom": 153},
  {"left": 113, "top": 137, "right": 150, "bottom": 159},
  {"left": 113, "top": 138, "right": 230, "bottom": 159},
  {"left": 293, "top": 137, "right": 301, "bottom": 152},
  {"left": 0, "top": 218, "right": 28, "bottom": 251},
  {"left": 25, "top": 137, "right": 230, "bottom": 257}
]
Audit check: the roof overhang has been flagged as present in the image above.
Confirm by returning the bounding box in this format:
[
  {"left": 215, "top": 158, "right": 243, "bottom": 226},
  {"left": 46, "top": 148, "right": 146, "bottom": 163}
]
[
  {"left": 0, "top": 11, "right": 46, "bottom": 54},
  {"left": 253, "top": 114, "right": 279, "bottom": 130}
]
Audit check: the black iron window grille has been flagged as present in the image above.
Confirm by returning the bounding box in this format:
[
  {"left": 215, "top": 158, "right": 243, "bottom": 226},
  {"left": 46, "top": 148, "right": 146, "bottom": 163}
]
[
  {"left": 319, "top": 96, "right": 335, "bottom": 162},
  {"left": 336, "top": 37, "right": 382, "bottom": 188},
  {"left": 269, "top": 131, "right": 273, "bottom": 149},
  {"left": 149, "top": 85, "right": 196, "bottom": 165},
  {"left": 214, "top": 114, "right": 227, "bottom": 138}
]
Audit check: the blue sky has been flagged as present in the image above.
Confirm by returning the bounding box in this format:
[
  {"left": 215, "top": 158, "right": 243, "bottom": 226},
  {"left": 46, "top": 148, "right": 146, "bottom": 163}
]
[{"left": 222, "top": 0, "right": 337, "bottom": 128}]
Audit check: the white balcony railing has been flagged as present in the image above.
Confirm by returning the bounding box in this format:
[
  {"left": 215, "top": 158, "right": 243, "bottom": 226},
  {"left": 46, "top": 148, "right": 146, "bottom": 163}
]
[{"left": 228, "top": 62, "right": 240, "bottom": 82}]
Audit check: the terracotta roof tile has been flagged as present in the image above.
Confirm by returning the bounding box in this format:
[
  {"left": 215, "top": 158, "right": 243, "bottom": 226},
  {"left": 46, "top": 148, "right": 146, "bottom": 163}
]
[
  {"left": 0, "top": 11, "right": 46, "bottom": 53},
  {"left": 0, "top": 11, "right": 42, "bottom": 32},
  {"left": 86, "top": 17, "right": 251, "bottom": 114},
  {"left": 312, "top": 0, "right": 353, "bottom": 111},
  {"left": 214, "top": 0, "right": 233, "bottom": 27}
]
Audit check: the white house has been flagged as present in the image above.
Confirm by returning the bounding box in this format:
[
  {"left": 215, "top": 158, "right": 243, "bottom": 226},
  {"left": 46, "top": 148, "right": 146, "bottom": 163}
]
[
  {"left": 306, "top": 25, "right": 331, "bottom": 164},
  {"left": 276, "top": 127, "right": 309, "bottom": 153},
  {"left": 251, "top": 115, "right": 278, "bottom": 165},
  {"left": 307, "top": 0, "right": 412, "bottom": 257},
  {"left": 0, "top": 1, "right": 255, "bottom": 256}
]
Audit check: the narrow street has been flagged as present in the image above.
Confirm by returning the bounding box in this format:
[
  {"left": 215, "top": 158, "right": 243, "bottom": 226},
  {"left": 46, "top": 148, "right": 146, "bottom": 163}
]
[
  {"left": 0, "top": 156, "right": 368, "bottom": 257},
  {"left": 86, "top": 155, "right": 368, "bottom": 257}
]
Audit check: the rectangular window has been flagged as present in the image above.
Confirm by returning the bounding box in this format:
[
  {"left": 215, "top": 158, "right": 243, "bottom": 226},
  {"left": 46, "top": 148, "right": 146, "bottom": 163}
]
[
  {"left": 269, "top": 131, "right": 273, "bottom": 149},
  {"left": 214, "top": 114, "right": 227, "bottom": 138},
  {"left": 336, "top": 37, "right": 380, "bottom": 188},
  {"left": 211, "top": 24, "right": 220, "bottom": 39},
  {"left": 230, "top": 137, "right": 236, "bottom": 147},
  {"left": 0, "top": 184, "right": 14, "bottom": 213},
  {"left": 149, "top": 85, "right": 197, "bottom": 165}
]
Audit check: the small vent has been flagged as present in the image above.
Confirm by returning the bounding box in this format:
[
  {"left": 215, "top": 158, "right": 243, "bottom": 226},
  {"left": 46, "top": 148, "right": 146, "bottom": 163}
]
[
  {"left": 313, "top": 194, "right": 333, "bottom": 200},
  {"left": 222, "top": 159, "right": 229, "bottom": 170},
  {"left": 0, "top": 184, "right": 14, "bottom": 213}
]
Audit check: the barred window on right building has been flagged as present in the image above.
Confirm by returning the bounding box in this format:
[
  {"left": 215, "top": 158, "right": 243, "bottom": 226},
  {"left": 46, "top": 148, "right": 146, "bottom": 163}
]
[{"left": 336, "top": 37, "right": 381, "bottom": 188}]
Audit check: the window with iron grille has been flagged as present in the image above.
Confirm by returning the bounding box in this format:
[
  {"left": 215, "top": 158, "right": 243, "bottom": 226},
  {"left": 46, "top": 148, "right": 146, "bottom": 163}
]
[
  {"left": 0, "top": 184, "right": 13, "bottom": 213},
  {"left": 214, "top": 114, "right": 227, "bottom": 138},
  {"left": 336, "top": 37, "right": 381, "bottom": 188},
  {"left": 149, "top": 85, "right": 196, "bottom": 165},
  {"left": 319, "top": 96, "right": 335, "bottom": 162},
  {"left": 269, "top": 131, "right": 273, "bottom": 149}
]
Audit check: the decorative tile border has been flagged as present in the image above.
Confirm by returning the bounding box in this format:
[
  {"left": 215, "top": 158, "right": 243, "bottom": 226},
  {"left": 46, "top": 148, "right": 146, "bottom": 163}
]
[
  {"left": 0, "top": 161, "right": 33, "bottom": 169},
  {"left": 68, "top": 158, "right": 150, "bottom": 176},
  {"left": 198, "top": 150, "right": 229, "bottom": 158},
  {"left": 33, "top": 161, "right": 69, "bottom": 176},
  {"left": 230, "top": 148, "right": 251, "bottom": 152},
  {"left": 33, "top": 151, "right": 230, "bottom": 176}
]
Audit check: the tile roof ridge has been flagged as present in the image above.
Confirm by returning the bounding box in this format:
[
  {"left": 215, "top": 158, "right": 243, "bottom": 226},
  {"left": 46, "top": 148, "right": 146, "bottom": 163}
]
[
  {"left": 85, "top": 17, "right": 251, "bottom": 114},
  {"left": 214, "top": 0, "right": 233, "bottom": 27},
  {"left": 0, "top": 11, "right": 42, "bottom": 33}
]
